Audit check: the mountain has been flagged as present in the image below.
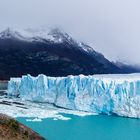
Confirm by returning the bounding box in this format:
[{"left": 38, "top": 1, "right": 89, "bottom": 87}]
[
  {"left": 0, "top": 28, "right": 126, "bottom": 80},
  {"left": 114, "top": 62, "right": 140, "bottom": 73}
]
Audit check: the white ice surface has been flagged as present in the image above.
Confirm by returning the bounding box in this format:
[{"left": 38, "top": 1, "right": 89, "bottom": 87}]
[
  {"left": 0, "top": 96, "right": 94, "bottom": 121},
  {"left": 7, "top": 73, "right": 140, "bottom": 118}
]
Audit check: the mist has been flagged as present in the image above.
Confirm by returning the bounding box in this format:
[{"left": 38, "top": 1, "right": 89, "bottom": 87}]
[{"left": 0, "top": 0, "right": 140, "bottom": 65}]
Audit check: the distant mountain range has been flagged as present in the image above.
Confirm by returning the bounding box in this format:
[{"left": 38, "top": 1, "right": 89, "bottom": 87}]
[
  {"left": 0, "top": 28, "right": 139, "bottom": 80},
  {"left": 114, "top": 62, "right": 140, "bottom": 73}
]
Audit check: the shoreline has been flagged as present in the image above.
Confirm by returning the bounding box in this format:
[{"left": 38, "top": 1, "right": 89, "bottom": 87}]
[{"left": 0, "top": 114, "right": 46, "bottom": 140}]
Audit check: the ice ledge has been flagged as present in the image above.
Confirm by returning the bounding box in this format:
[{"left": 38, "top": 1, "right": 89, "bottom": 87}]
[{"left": 7, "top": 74, "right": 140, "bottom": 118}]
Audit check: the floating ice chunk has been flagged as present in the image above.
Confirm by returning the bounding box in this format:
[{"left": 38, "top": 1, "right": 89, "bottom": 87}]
[{"left": 26, "top": 118, "right": 42, "bottom": 122}]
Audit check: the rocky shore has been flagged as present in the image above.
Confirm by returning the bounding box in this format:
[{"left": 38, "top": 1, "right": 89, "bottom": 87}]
[{"left": 0, "top": 114, "right": 46, "bottom": 140}]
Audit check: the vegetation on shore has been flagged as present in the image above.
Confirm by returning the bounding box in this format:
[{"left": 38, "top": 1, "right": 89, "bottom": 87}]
[{"left": 0, "top": 114, "right": 46, "bottom": 140}]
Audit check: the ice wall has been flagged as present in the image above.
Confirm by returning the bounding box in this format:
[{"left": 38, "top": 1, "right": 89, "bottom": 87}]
[{"left": 8, "top": 74, "right": 140, "bottom": 118}]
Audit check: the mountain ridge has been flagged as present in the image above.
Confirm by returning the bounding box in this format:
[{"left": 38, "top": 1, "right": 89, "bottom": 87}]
[{"left": 0, "top": 28, "right": 138, "bottom": 80}]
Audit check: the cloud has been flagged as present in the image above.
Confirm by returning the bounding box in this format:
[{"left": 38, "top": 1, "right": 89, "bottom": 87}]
[{"left": 0, "top": 0, "right": 140, "bottom": 64}]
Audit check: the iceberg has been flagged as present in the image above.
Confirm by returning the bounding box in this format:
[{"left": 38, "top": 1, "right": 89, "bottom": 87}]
[{"left": 7, "top": 74, "right": 140, "bottom": 118}]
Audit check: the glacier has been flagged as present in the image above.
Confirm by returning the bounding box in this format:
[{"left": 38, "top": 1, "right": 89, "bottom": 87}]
[{"left": 7, "top": 74, "right": 140, "bottom": 118}]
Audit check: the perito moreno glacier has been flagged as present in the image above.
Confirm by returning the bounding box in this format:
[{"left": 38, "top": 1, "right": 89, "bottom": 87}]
[{"left": 7, "top": 74, "right": 140, "bottom": 118}]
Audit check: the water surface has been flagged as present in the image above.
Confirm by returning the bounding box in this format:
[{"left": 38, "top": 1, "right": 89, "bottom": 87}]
[{"left": 17, "top": 114, "right": 140, "bottom": 140}]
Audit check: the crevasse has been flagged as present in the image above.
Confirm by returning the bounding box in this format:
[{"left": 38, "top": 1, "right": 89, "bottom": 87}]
[{"left": 8, "top": 74, "right": 140, "bottom": 118}]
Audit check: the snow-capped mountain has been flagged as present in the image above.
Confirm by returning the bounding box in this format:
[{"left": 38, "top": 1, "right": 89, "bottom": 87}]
[
  {"left": 0, "top": 28, "right": 74, "bottom": 42},
  {"left": 0, "top": 28, "right": 94, "bottom": 51},
  {"left": 0, "top": 28, "right": 25, "bottom": 40},
  {"left": 0, "top": 27, "right": 133, "bottom": 80}
]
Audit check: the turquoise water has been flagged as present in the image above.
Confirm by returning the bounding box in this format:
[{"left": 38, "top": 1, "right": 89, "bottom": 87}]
[{"left": 17, "top": 114, "right": 140, "bottom": 140}]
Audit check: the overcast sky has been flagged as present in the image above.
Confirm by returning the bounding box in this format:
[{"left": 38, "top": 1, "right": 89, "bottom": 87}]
[{"left": 0, "top": 0, "right": 140, "bottom": 65}]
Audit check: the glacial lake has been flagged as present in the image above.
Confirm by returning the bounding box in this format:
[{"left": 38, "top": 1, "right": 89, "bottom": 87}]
[{"left": 17, "top": 114, "right": 140, "bottom": 140}]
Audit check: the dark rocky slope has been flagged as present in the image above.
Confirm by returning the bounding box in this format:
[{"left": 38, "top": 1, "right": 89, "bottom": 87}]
[
  {"left": 0, "top": 28, "right": 138, "bottom": 80},
  {"left": 0, "top": 114, "right": 45, "bottom": 140}
]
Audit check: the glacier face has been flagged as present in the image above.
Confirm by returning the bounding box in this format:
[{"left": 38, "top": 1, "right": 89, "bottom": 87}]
[{"left": 7, "top": 74, "right": 140, "bottom": 118}]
